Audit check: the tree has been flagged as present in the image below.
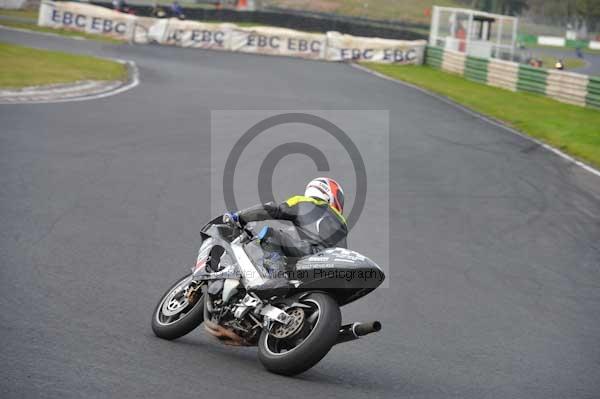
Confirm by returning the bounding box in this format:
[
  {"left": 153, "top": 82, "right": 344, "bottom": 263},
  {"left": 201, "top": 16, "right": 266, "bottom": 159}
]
[
  {"left": 470, "top": 0, "right": 528, "bottom": 16},
  {"left": 575, "top": 0, "right": 600, "bottom": 32}
]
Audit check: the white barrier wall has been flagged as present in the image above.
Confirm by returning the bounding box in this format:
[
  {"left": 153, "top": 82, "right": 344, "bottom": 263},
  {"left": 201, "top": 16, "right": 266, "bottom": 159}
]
[
  {"left": 326, "top": 32, "right": 426, "bottom": 64},
  {"left": 154, "top": 19, "right": 233, "bottom": 50},
  {"left": 487, "top": 58, "right": 518, "bottom": 92},
  {"left": 132, "top": 16, "right": 168, "bottom": 45},
  {"left": 38, "top": 0, "right": 136, "bottom": 40},
  {"left": 441, "top": 50, "right": 465, "bottom": 75},
  {"left": 37, "top": 1, "right": 426, "bottom": 64},
  {"left": 538, "top": 36, "right": 566, "bottom": 47},
  {"left": 546, "top": 70, "right": 589, "bottom": 107},
  {"left": 231, "top": 27, "right": 327, "bottom": 60}
]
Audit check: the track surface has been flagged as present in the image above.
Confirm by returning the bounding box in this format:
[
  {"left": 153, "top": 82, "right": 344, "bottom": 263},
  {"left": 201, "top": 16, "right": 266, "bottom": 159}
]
[
  {"left": 521, "top": 45, "right": 600, "bottom": 76},
  {"left": 1, "top": 30, "right": 600, "bottom": 399}
]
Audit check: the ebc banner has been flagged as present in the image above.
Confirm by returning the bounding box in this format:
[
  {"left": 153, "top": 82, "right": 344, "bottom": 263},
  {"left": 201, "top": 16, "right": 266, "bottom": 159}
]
[
  {"left": 326, "top": 32, "right": 426, "bottom": 64},
  {"left": 39, "top": 1, "right": 135, "bottom": 41},
  {"left": 230, "top": 27, "right": 326, "bottom": 60}
]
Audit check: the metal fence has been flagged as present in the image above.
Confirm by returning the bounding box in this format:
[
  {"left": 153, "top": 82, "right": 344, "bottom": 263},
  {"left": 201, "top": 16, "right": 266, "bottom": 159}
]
[{"left": 429, "top": 6, "right": 518, "bottom": 61}]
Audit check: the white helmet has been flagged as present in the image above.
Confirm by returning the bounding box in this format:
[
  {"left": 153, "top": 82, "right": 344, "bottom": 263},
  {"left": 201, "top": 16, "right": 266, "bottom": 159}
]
[{"left": 304, "top": 177, "right": 345, "bottom": 214}]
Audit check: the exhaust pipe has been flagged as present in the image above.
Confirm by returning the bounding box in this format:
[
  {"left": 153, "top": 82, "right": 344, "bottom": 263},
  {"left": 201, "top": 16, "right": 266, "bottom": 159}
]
[{"left": 336, "top": 321, "right": 382, "bottom": 345}]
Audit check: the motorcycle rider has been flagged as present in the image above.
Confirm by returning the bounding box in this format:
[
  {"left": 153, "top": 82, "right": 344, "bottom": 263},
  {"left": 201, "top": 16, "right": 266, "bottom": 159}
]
[{"left": 223, "top": 177, "right": 347, "bottom": 281}]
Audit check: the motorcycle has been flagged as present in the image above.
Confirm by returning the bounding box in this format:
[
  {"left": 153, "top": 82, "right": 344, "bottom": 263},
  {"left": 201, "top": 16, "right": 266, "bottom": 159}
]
[{"left": 151, "top": 215, "right": 385, "bottom": 376}]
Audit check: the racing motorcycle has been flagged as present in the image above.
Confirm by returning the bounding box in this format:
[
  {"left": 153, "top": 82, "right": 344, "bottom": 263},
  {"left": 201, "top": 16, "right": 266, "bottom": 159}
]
[{"left": 151, "top": 215, "right": 385, "bottom": 376}]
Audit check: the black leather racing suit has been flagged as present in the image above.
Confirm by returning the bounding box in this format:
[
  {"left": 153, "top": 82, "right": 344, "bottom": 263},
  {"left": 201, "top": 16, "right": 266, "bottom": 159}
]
[{"left": 237, "top": 195, "right": 348, "bottom": 260}]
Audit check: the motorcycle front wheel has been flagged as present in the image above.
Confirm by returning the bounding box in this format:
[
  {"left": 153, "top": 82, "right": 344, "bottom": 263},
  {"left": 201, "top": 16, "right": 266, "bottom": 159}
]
[
  {"left": 151, "top": 274, "right": 205, "bottom": 340},
  {"left": 258, "top": 292, "right": 341, "bottom": 376}
]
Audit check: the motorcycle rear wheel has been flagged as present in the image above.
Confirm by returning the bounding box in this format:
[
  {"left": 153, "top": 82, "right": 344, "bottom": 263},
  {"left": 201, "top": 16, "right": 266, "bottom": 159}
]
[
  {"left": 258, "top": 292, "right": 341, "bottom": 376},
  {"left": 151, "top": 274, "right": 205, "bottom": 340}
]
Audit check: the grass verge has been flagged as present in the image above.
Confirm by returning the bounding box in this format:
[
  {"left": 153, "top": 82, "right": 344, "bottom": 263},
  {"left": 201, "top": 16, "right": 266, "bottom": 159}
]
[
  {"left": 0, "top": 42, "right": 127, "bottom": 89},
  {"left": 267, "top": 0, "right": 460, "bottom": 24},
  {"left": 363, "top": 63, "right": 600, "bottom": 170},
  {"left": 0, "top": 8, "right": 38, "bottom": 20}
]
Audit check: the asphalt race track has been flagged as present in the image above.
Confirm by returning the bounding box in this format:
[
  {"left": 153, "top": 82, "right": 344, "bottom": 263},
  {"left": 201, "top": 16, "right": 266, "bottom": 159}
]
[
  {"left": 1, "top": 29, "right": 600, "bottom": 399},
  {"left": 520, "top": 45, "right": 600, "bottom": 76}
]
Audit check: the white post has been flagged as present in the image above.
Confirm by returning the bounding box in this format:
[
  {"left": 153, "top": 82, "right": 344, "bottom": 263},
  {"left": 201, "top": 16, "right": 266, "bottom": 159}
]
[
  {"left": 466, "top": 10, "right": 473, "bottom": 54},
  {"left": 496, "top": 17, "right": 503, "bottom": 59},
  {"left": 511, "top": 17, "right": 518, "bottom": 61},
  {"left": 429, "top": 6, "right": 439, "bottom": 46},
  {"left": 482, "top": 21, "right": 489, "bottom": 40}
]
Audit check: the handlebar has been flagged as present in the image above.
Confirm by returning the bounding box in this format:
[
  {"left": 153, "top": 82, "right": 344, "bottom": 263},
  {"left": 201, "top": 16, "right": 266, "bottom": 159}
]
[
  {"left": 201, "top": 215, "right": 255, "bottom": 243},
  {"left": 225, "top": 219, "right": 255, "bottom": 243}
]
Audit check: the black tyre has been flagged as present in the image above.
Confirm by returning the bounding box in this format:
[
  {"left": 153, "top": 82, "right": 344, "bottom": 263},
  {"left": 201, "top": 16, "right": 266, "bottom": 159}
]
[
  {"left": 258, "top": 292, "right": 341, "bottom": 376},
  {"left": 151, "top": 274, "right": 205, "bottom": 340}
]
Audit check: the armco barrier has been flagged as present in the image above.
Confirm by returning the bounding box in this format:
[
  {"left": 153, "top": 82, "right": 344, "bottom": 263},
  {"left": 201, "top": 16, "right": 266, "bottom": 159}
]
[
  {"left": 587, "top": 77, "right": 600, "bottom": 109},
  {"left": 464, "top": 56, "right": 489, "bottom": 84},
  {"left": 425, "top": 46, "right": 443, "bottom": 69},
  {"left": 487, "top": 58, "right": 518, "bottom": 91},
  {"left": 441, "top": 50, "right": 465, "bottom": 75},
  {"left": 517, "top": 65, "right": 547, "bottom": 95},
  {"left": 546, "top": 70, "right": 588, "bottom": 107},
  {"left": 425, "top": 46, "right": 599, "bottom": 110},
  {"left": 38, "top": 1, "right": 426, "bottom": 65}
]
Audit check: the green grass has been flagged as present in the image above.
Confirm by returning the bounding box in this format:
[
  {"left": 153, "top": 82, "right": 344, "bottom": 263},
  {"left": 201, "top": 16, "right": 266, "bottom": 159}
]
[
  {"left": 337, "top": 0, "right": 459, "bottom": 23},
  {"left": 363, "top": 63, "right": 600, "bottom": 169},
  {"left": 0, "top": 7, "right": 38, "bottom": 20},
  {"left": 0, "top": 42, "right": 127, "bottom": 89},
  {"left": 266, "top": 0, "right": 460, "bottom": 24}
]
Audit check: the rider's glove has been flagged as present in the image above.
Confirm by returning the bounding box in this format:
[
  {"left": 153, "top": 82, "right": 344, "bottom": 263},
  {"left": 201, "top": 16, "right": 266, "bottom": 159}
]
[{"left": 223, "top": 212, "right": 241, "bottom": 227}]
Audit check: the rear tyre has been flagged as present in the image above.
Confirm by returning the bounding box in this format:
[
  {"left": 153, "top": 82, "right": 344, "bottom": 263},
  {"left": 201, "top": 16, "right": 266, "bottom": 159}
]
[
  {"left": 258, "top": 292, "right": 341, "bottom": 376},
  {"left": 151, "top": 274, "right": 204, "bottom": 340}
]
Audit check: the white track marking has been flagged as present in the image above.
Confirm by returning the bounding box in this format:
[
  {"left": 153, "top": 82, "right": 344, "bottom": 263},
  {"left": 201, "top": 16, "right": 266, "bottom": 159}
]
[
  {"left": 351, "top": 63, "right": 600, "bottom": 179},
  {"left": 0, "top": 59, "right": 139, "bottom": 104},
  {"left": 30, "top": 59, "right": 139, "bottom": 104},
  {"left": 0, "top": 25, "right": 139, "bottom": 104}
]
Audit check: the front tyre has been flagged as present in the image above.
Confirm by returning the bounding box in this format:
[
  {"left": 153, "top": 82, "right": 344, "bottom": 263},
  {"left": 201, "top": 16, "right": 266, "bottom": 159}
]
[
  {"left": 151, "top": 274, "right": 204, "bottom": 340},
  {"left": 258, "top": 292, "right": 341, "bottom": 376}
]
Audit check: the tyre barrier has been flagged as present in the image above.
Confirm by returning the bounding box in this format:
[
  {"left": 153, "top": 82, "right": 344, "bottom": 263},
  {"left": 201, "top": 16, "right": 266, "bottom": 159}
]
[{"left": 425, "top": 46, "right": 600, "bottom": 110}]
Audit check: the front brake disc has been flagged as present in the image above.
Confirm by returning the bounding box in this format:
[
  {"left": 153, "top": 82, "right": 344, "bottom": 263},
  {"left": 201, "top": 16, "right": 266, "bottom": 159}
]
[{"left": 270, "top": 307, "right": 305, "bottom": 339}]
